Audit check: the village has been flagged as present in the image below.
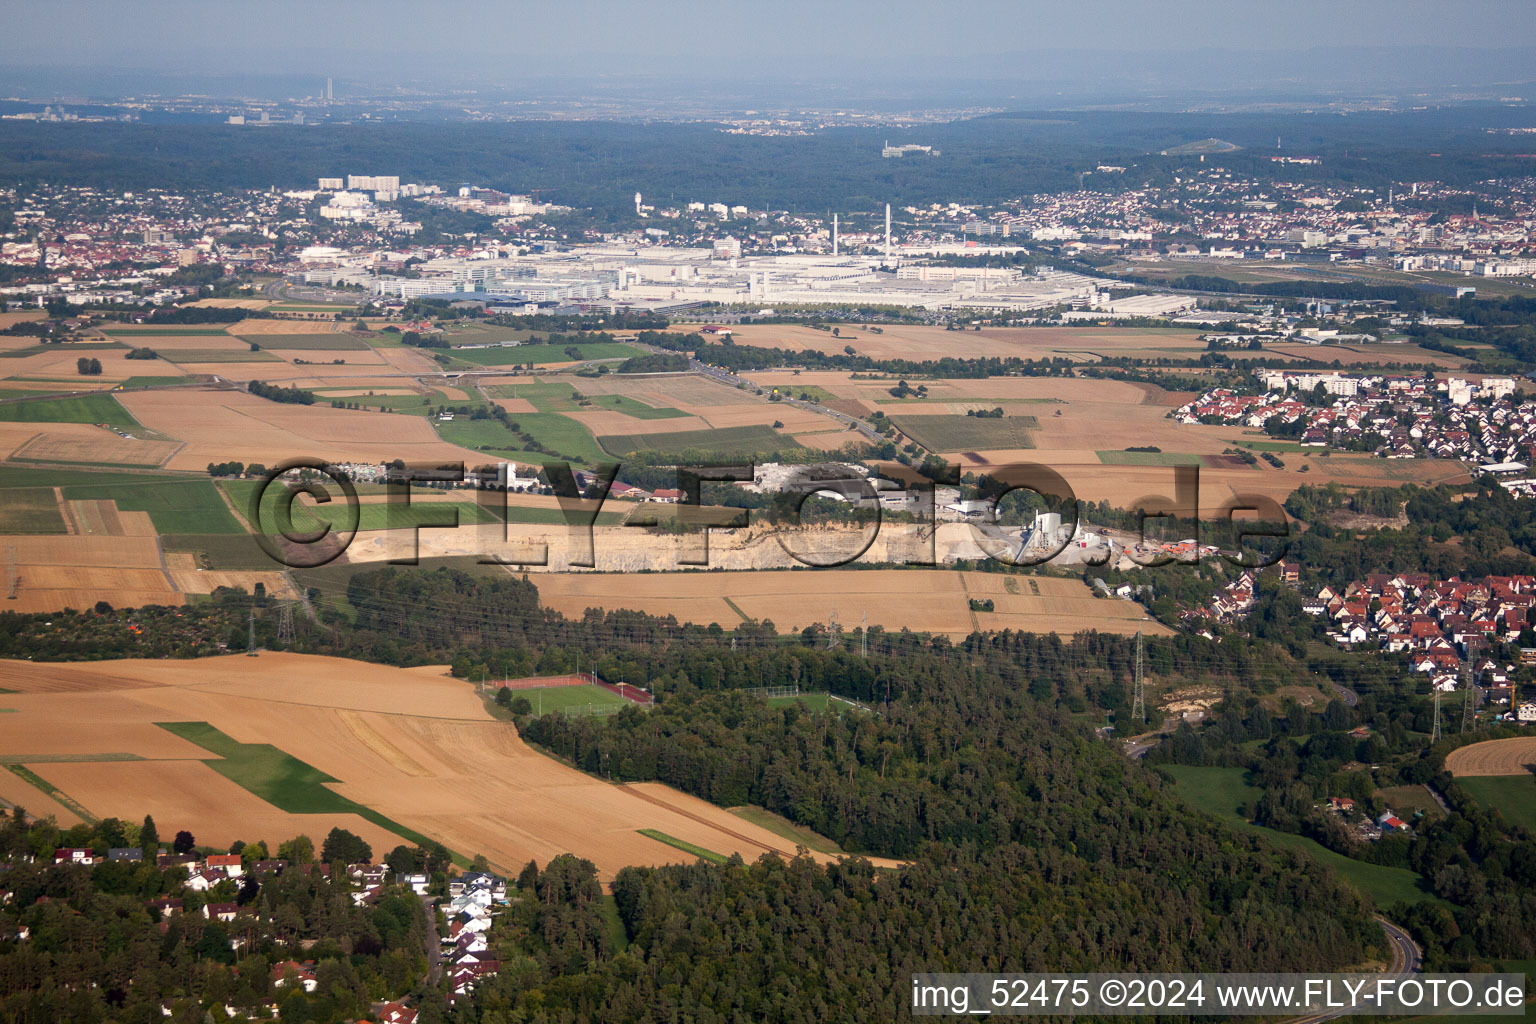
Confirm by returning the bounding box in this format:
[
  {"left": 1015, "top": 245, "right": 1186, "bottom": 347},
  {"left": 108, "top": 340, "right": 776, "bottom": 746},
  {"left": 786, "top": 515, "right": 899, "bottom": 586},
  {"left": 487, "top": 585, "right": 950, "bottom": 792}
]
[
  {"left": 33, "top": 836, "right": 513, "bottom": 1022},
  {"left": 1177, "top": 370, "right": 1535, "bottom": 474},
  {"left": 1308, "top": 571, "right": 1536, "bottom": 723}
]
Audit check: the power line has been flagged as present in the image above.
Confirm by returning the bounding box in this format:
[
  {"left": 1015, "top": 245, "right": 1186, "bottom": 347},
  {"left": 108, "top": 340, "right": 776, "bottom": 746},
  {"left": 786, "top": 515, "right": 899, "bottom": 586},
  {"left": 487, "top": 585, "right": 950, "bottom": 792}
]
[
  {"left": 1430, "top": 684, "right": 1442, "bottom": 744},
  {"left": 1131, "top": 631, "right": 1145, "bottom": 724},
  {"left": 1461, "top": 661, "right": 1475, "bottom": 734}
]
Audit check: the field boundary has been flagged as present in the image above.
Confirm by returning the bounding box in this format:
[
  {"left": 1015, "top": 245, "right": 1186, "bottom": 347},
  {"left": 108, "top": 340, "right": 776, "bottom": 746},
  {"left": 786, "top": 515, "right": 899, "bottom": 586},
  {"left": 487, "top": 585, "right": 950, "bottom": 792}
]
[
  {"left": 155, "top": 721, "right": 469, "bottom": 865},
  {"left": 5, "top": 764, "right": 98, "bottom": 823},
  {"left": 636, "top": 828, "right": 729, "bottom": 864}
]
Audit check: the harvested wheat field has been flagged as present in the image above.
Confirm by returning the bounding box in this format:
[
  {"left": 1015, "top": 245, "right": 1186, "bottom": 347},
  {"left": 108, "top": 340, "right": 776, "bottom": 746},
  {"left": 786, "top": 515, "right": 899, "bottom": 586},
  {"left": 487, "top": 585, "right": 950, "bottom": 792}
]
[
  {"left": 699, "top": 324, "right": 1210, "bottom": 362},
  {"left": 0, "top": 654, "right": 888, "bottom": 879},
  {"left": 534, "top": 568, "right": 1163, "bottom": 638},
  {"left": 186, "top": 298, "right": 272, "bottom": 310},
  {"left": 168, "top": 568, "right": 299, "bottom": 599},
  {"left": 231, "top": 320, "right": 339, "bottom": 335},
  {"left": 0, "top": 534, "right": 181, "bottom": 613},
  {"left": 12, "top": 430, "right": 180, "bottom": 467},
  {"left": 117, "top": 388, "right": 485, "bottom": 471},
  {"left": 1446, "top": 737, "right": 1536, "bottom": 777}
]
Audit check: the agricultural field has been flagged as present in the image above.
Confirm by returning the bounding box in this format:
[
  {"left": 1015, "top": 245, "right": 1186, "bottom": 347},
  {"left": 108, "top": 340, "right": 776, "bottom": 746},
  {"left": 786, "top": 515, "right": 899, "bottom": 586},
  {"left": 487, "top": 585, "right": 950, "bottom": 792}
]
[
  {"left": 1446, "top": 736, "right": 1536, "bottom": 776},
  {"left": 0, "top": 488, "right": 66, "bottom": 533},
  {"left": 1373, "top": 784, "right": 1447, "bottom": 822},
  {"left": 115, "top": 388, "right": 485, "bottom": 471},
  {"left": 532, "top": 568, "right": 1162, "bottom": 638},
  {"left": 224, "top": 478, "right": 498, "bottom": 534},
  {"left": 600, "top": 424, "right": 792, "bottom": 459},
  {"left": 0, "top": 654, "right": 885, "bottom": 880},
  {"left": 0, "top": 393, "right": 139, "bottom": 429},
  {"left": 1455, "top": 775, "right": 1536, "bottom": 834},
  {"left": 705, "top": 323, "right": 1213, "bottom": 363},
  {"left": 64, "top": 478, "right": 243, "bottom": 535},
  {"left": 887, "top": 413, "right": 1038, "bottom": 452},
  {"left": 447, "top": 342, "right": 645, "bottom": 367},
  {"left": 749, "top": 369, "right": 1469, "bottom": 513},
  {"left": 237, "top": 334, "right": 373, "bottom": 351},
  {"left": 0, "top": 534, "right": 182, "bottom": 613}
]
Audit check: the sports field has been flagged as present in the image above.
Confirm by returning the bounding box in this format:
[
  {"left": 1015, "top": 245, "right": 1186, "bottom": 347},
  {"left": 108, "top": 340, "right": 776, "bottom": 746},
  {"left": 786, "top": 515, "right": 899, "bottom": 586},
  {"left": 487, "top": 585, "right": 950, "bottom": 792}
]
[
  {"left": 0, "top": 654, "right": 888, "bottom": 880},
  {"left": 509, "top": 684, "right": 632, "bottom": 717}
]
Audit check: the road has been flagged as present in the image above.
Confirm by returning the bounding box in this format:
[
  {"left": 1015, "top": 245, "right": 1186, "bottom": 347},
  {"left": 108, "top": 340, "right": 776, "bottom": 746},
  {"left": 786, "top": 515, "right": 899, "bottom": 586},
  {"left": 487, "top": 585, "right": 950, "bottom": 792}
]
[
  {"left": 1281, "top": 916, "right": 1420, "bottom": 1024},
  {"left": 420, "top": 895, "right": 443, "bottom": 983},
  {"left": 688, "top": 357, "right": 879, "bottom": 441}
]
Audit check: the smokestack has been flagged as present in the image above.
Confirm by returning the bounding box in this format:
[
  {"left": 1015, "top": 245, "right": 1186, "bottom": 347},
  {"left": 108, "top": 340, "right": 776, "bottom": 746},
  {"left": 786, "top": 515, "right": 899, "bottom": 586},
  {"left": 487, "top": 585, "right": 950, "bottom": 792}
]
[
  {"left": 832, "top": 213, "right": 838, "bottom": 256},
  {"left": 885, "top": 203, "right": 891, "bottom": 262}
]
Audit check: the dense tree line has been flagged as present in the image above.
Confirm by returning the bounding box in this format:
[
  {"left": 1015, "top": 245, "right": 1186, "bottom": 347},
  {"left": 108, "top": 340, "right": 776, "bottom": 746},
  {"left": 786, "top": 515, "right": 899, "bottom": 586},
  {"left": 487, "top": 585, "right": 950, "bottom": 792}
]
[{"left": 248, "top": 380, "right": 315, "bottom": 405}]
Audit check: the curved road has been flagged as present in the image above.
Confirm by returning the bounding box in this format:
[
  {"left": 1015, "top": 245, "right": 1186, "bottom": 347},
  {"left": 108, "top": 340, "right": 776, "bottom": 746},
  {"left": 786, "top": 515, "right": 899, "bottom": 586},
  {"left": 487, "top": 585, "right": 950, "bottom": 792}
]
[{"left": 1282, "top": 916, "right": 1420, "bottom": 1024}]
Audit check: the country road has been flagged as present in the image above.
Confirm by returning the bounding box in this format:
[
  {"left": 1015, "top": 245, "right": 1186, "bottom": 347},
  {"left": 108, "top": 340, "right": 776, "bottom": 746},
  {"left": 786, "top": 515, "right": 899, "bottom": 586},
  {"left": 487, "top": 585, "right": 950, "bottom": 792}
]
[
  {"left": 1281, "top": 916, "right": 1420, "bottom": 1024},
  {"left": 420, "top": 895, "right": 443, "bottom": 984}
]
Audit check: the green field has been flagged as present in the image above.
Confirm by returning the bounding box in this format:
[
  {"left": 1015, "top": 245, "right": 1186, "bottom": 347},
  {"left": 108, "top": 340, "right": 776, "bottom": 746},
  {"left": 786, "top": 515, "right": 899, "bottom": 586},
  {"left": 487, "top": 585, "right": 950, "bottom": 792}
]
[
  {"left": 0, "top": 467, "right": 194, "bottom": 488},
  {"left": 1457, "top": 775, "right": 1536, "bottom": 833},
  {"left": 448, "top": 343, "right": 645, "bottom": 367},
  {"left": 0, "top": 343, "right": 124, "bottom": 359},
  {"left": 443, "top": 326, "right": 541, "bottom": 345},
  {"left": 887, "top": 414, "right": 1038, "bottom": 452},
  {"left": 315, "top": 391, "right": 436, "bottom": 414},
  {"left": 1097, "top": 450, "right": 1207, "bottom": 467},
  {"left": 1374, "top": 784, "right": 1448, "bottom": 822},
  {"left": 156, "top": 721, "right": 465, "bottom": 865},
  {"left": 511, "top": 684, "right": 632, "bottom": 717},
  {"left": 585, "top": 394, "right": 688, "bottom": 420},
  {"left": 438, "top": 411, "right": 609, "bottom": 464},
  {"left": 495, "top": 503, "right": 626, "bottom": 526},
  {"left": 599, "top": 423, "right": 793, "bottom": 459},
  {"left": 239, "top": 334, "right": 372, "bottom": 351},
  {"left": 0, "top": 393, "right": 139, "bottom": 429},
  {"left": 161, "top": 533, "right": 275, "bottom": 571},
  {"left": 1162, "top": 765, "right": 1443, "bottom": 909},
  {"left": 224, "top": 478, "right": 496, "bottom": 533},
  {"left": 485, "top": 380, "right": 581, "bottom": 409},
  {"left": 728, "top": 804, "right": 843, "bottom": 854},
  {"left": 63, "top": 478, "right": 243, "bottom": 534},
  {"left": 772, "top": 384, "right": 838, "bottom": 403},
  {"left": 764, "top": 692, "right": 832, "bottom": 713},
  {"left": 637, "top": 828, "right": 729, "bottom": 864},
  {"left": 0, "top": 487, "right": 67, "bottom": 533}
]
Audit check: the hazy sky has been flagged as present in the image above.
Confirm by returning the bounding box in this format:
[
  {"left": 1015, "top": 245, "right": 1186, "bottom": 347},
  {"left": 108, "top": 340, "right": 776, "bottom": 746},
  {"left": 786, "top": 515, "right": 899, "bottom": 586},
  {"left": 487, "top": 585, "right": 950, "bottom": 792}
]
[{"left": 7, "top": 0, "right": 1536, "bottom": 71}]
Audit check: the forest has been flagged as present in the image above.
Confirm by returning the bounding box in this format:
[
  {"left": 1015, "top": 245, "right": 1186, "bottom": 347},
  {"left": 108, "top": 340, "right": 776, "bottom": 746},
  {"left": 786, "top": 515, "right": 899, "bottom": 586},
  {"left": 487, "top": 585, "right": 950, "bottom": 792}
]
[{"left": 2, "top": 105, "right": 1534, "bottom": 215}]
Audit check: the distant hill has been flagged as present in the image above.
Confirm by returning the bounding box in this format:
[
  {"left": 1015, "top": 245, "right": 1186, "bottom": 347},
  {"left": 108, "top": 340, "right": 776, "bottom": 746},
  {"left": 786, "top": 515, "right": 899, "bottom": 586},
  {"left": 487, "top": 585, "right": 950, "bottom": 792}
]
[{"left": 1161, "top": 138, "right": 1243, "bottom": 155}]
